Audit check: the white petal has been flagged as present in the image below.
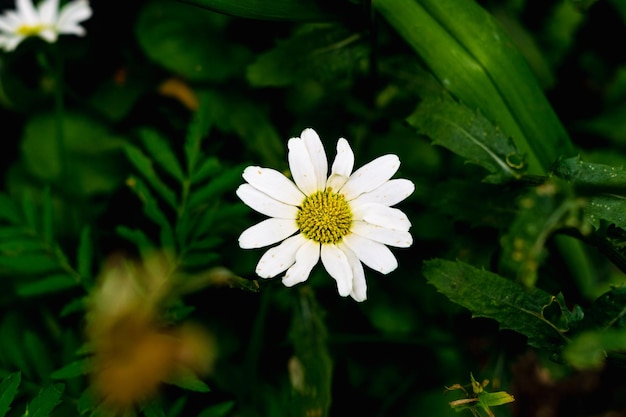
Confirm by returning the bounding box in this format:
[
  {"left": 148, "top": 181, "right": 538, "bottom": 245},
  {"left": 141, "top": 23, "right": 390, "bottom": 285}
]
[
  {"left": 2, "top": 34, "right": 23, "bottom": 50},
  {"left": 57, "top": 0, "right": 91, "bottom": 32},
  {"left": 351, "top": 178, "right": 414, "bottom": 207},
  {"left": 242, "top": 166, "right": 305, "bottom": 206},
  {"left": 343, "top": 233, "right": 398, "bottom": 274},
  {"left": 338, "top": 242, "right": 367, "bottom": 302},
  {"left": 0, "top": 16, "right": 18, "bottom": 32},
  {"left": 16, "top": 0, "right": 38, "bottom": 25},
  {"left": 351, "top": 221, "right": 413, "bottom": 248},
  {"left": 238, "top": 218, "right": 298, "bottom": 249},
  {"left": 236, "top": 184, "right": 298, "bottom": 219},
  {"left": 352, "top": 203, "right": 411, "bottom": 232},
  {"left": 327, "top": 138, "right": 354, "bottom": 191},
  {"left": 321, "top": 244, "right": 352, "bottom": 297},
  {"left": 282, "top": 239, "right": 319, "bottom": 287},
  {"left": 38, "top": 28, "right": 56, "bottom": 42},
  {"left": 288, "top": 137, "right": 319, "bottom": 195},
  {"left": 341, "top": 154, "right": 400, "bottom": 201},
  {"left": 301, "top": 128, "right": 328, "bottom": 191},
  {"left": 37, "top": 0, "right": 58, "bottom": 25},
  {"left": 255, "top": 234, "right": 307, "bottom": 278}
]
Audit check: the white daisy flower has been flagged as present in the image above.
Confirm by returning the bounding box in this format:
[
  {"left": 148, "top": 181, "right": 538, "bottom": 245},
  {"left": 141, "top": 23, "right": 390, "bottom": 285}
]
[
  {"left": 236, "top": 128, "right": 414, "bottom": 302},
  {"left": 0, "top": 0, "right": 92, "bottom": 52}
]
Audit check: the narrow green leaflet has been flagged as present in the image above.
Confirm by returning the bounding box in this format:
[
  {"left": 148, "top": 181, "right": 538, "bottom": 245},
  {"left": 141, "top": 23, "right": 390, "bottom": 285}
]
[
  {"left": 76, "top": 226, "right": 93, "bottom": 281},
  {"left": 125, "top": 177, "right": 175, "bottom": 249},
  {"left": 16, "top": 274, "right": 78, "bottom": 297},
  {"left": 423, "top": 258, "right": 571, "bottom": 350},
  {"left": 188, "top": 164, "right": 248, "bottom": 209},
  {"left": 139, "top": 129, "right": 185, "bottom": 182},
  {"left": 196, "top": 401, "right": 235, "bottom": 417},
  {"left": 0, "top": 372, "right": 21, "bottom": 417},
  {"left": 407, "top": 95, "right": 527, "bottom": 184},
  {"left": 164, "top": 367, "right": 210, "bottom": 393},
  {"left": 552, "top": 155, "right": 626, "bottom": 229},
  {"left": 247, "top": 25, "right": 368, "bottom": 87},
  {"left": 0, "top": 193, "right": 21, "bottom": 224},
  {"left": 23, "top": 383, "right": 64, "bottom": 417},
  {"left": 51, "top": 358, "right": 91, "bottom": 380},
  {"left": 123, "top": 144, "right": 178, "bottom": 209}
]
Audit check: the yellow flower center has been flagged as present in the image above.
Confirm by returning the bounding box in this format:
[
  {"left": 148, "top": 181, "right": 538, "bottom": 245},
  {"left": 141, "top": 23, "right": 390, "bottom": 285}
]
[
  {"left": 297, "top": 189, "right": 352, "bottom": 244},
  {"left": 16, "top": 24, "right": 46, "bottom": 37}
]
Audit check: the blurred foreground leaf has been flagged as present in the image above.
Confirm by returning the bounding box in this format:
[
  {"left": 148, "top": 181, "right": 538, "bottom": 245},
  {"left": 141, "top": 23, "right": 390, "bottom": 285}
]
[{"left": 0, "top": 372, "right": 20, "bottom": 417}]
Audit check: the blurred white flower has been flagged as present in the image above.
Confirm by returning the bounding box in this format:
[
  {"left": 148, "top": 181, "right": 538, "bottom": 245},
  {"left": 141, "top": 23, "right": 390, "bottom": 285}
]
[
  {"left": 237, "top": 128, "right": 414, "bottom": 302},
  {"left": 0, "top": 0, "right": 92, "bottom": 52}
]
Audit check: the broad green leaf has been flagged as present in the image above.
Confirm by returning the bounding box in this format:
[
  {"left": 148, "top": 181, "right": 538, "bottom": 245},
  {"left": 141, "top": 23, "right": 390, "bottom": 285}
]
[
  {"left": 196, "top": 401, "right": 235, "bottom": 417},
  {"left": 20, "top": 112, "right": 125, "bottom": 195},
  {"left": 376, "top": 0, "right": 575, "bottom": 176},
  {"left": 423, "top": 258, "right": 569, "bottom": 350},
  {"left": 562, "top": 329, "right": 626, "bottom": 369},
  {"left": 123, "top": 144, "right": 178, "bottom": 209},
  {"left": 139, "top": 129, "right": 185, "bottom": 182},
  {"left": 407, "top": 95, "right": 527, "bottom": 184},
  {"left": 0, "top": 372, "right": 21, "bottom": 417},
  {"left": 247, "top": 24, "right": 368, "bottom": 87},
  {"left": 587, "top": 286, "right": 626, "bottom": 329},
  {"left": 16, "top": 274, "right": 78, "bottom": 297},
  {"left": 23, "top": 383, "right": 64, "bottom": 417},
  {"left": 88, "top": 74, "right": 152, "bottom": 122},
  {"left": 51, "top": 359, "right": 90, "bottom": 380},
  {"left": 183, "top": 0, "right": 334, "bottom": 21},
  {"left": 136, "top": 0, "right": 252, "bottom": 82}
]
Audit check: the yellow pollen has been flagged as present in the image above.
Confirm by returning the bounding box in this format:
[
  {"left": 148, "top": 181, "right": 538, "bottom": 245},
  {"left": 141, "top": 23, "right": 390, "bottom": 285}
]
[
  {"left": 16, "top": 24, "right": 46, "bottom": 37},
  {"left": 296, "top": 189, "right": 352, "bottom": 244}
]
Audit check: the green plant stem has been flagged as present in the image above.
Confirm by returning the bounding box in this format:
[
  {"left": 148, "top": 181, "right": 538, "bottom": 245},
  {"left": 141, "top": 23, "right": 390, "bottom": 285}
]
[{"left": 50, "top": 45, "right": 68, "bottom": 186}]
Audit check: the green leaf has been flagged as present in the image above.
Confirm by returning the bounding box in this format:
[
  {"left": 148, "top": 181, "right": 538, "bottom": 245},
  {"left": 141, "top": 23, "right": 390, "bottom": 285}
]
[
  {"left": 41, "top": 188, "right": 53, "bottom": 244},
  {"left": 562, "top": 329, "right": 626, "bottom": 369},
  {"left": 116, "top": 226, "right": 156, "bottom": 252},
  {"left": 125, "top": 177, "right": 175, "bottom": 249},
  {"left": 183, "top": 0, "right": 335, "bottom": 21},
  {"left": 0, "top": 254, "right": 62, "bottom": 275},
  {"left": 190, "top": 157, "right": 221, "bottom": 186},
  {"left": 587, "top": 286, "right": 626, "bottom": 330},
  {"left": 0, "top": 194, "right": 20, "bottom": 224},
  {"left": 16, "top": 274, "right": 78, "bottom": 297},
  {"left": 23, "top": 383, "right": 64, "bottom": 417},
  {"left": 184, "top": 93, "right": 214, "bottom": 176},
  {"left": 136, "top": 0, "right": 252, "bottom": 82},
  {"left": 478, "top": 391, "right": 515, "bottom": 408},
  {"left": 23, "top": 332, "right": 53, "bottom": 381},
  {"left": 423, "top": 258, "right": 569, "bottom": 350},
  {"left": 407, "top": 95, "right": 527, "bottom": 184},
  {"left": 77, "top": 226, "right": 93, "bottom": 281},
  {"left": 164, "top": 368, "right": 210, "bottom": 393},
  {"left": 553, "top": 156, "right": 626, "bottom": 229},
  {"left": 188, "top": 164, "right": 247, "bottom": 209},
  {"left": 20, "top": 112, "right": 125, "bottom": 195},
  {"left": 196, "top": 401, "right": 235, "bottom": 417},
  {"left": 246, "top": 25, "right": 368, "bottom": 87},
  {"left": 498, "top": 180, "right": 582, "bottom": 287},
  {"left": 139, "top": 129, "right": 185, "bottom": 182},
  {"left": 0, "top": 372, "right": 21, "bottom": 417},
  {"left": 51, "top": 359, "right": 90, "bottom": 380},
  {"left": 123, "top": 144, "right": 178, "bottom": 209},
  {"left": 142, "top": 401, "right": 167, "bottom": 417}
]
